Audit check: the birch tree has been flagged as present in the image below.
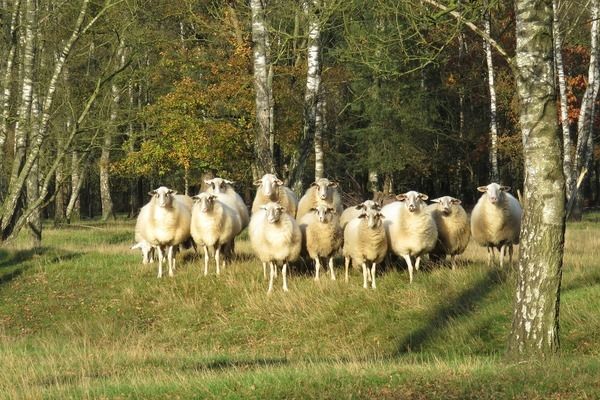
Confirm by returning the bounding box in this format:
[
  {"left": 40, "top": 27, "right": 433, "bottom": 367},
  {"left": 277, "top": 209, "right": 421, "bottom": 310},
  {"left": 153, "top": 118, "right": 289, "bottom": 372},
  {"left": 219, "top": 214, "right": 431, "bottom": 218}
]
[
  {"left": 483, "top": 0, "right": 499, "bottom": 182},
  {"left": 0, "top": 0, "right": 21, "bottom": 152},
  {"left": 250, "top": 0, "right": 275, "bottom": 176},
  {"left": 508, "top": 0, "right": 566, "bottom": 357}
]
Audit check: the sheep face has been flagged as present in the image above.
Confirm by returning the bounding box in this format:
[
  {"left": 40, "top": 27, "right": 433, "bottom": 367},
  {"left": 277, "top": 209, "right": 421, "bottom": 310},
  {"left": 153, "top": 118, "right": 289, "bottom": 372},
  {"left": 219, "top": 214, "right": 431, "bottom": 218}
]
[
  {"left": 359, "top": 208, "right": 384, "bottom": 229},
  {"left": 311, "top": 204, "right": 335, "bottom": 223},
  {"left": 477, "top": 183, "right": 511, "bottom": 205},
  {"left": 254, "top": 174, "right": 283, "bottom": 197},
  {"left": 355, "top": 200, "right": 381, "bottom": 212},
  {"left": 431, "top": 196, "right": 461, "bottom": 215},
  {"left": 396, "top": 191, "right": 428, "bottom": 213},
  {"left": 311, "top": 178, "right": 338, "bottom": 200},
  {"left": 261, "top": 202, "right": 286, "bottom": 224},
  {"left": 193, "top": 192, "right": 217, "bottom": 213},
  {"left": 149, "top": 186, "right": 177, "bottom": 208},
  {"left": 205, "top": 177, "right": 234, "bottom": 194}
]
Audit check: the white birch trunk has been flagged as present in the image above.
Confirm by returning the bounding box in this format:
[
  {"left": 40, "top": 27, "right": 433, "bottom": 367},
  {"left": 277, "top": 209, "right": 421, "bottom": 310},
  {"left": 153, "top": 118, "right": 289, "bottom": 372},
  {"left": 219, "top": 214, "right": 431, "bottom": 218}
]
[
  {"left": 66, "top": 149, "right": 83, "bottom": 223},
  {"left": 0, "top": 0, "right": 21, "bottom": 151},
  {"left": 484, "top": 1, "right": 499, "bottom": 182}
]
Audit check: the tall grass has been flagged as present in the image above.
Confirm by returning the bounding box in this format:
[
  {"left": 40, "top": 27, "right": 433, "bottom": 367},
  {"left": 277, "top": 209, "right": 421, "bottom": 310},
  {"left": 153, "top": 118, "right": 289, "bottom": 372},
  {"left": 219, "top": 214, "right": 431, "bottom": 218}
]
[{"left": 0, "top": 215, "right": 599, "bottom": 398}]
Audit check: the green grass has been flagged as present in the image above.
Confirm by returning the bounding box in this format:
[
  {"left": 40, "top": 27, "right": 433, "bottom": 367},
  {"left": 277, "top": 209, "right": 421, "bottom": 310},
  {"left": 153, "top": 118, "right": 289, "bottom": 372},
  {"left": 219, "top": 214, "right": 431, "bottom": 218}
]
[{"left": 1, "top": 215, "right": 600, "bottom": 398}]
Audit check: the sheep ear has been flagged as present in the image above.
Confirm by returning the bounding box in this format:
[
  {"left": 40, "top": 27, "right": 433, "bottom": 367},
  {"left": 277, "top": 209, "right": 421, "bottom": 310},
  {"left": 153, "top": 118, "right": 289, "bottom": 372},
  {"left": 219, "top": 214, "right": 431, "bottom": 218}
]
[
  {"left": 253, "top": 179, "right": 262, "bottom": 186},
  {"left": 309, "top": 207, "right": 317, "bottom": 212},
  {"left": 169, "top": 190, "right": 178, "bottom": 195},
  {"left": 501, "top": 186, "right": 511, "bottom": 192},
  {"left": 192, "top": 195, "right": 201, "bottom": 202},
  {"left": 418, "top": 193, "right": 429, "bottom": 201},
  {"left": 377, "top": 212, "right": 385, "bottom": 218},
  {"left": 260, "top": 205, "right": 268, "bottom": 210},
  {"left": 430, "top": 197, "right": 441, "bottom": 203},
  {"left": 328, "top": 180, "right": 339, "bottom": 187},
  {"left": 279, "top": 206, "right": 287, "bottom": 212},
  {"left": 224, "top": 179, "right": 234, "bottom": 184},
  {"left": 477, "top": 186, "right": 488, "bottom": 193},
  {"left": 209, "top": 194, "right": 217, "bottom": 200},
  {"left": 204, "top": 179, "right": 212, "bottom": 185},
  {"left": 354, "top": 204, "right": 365, "bottom": 210},
  {"left": 274, "top": 178, "right": 283, "bottom": 185},
  {"left": 396, "top": 194, "right": 407, "bottom": 201},
  {"left": 310, "top": 181, "right": 319, "bottom": 187},
  {"left": 451, "top": 198, "right": 462, "bottom": 205},
  {"left": 148, "top": 190, "right": 157, "bottom": 196},
  {"left": 328, "top": 207, "right": 335, "bottom": 214},
  {"left": 358, "top": 212, "right": 367, "bottom": 219}
]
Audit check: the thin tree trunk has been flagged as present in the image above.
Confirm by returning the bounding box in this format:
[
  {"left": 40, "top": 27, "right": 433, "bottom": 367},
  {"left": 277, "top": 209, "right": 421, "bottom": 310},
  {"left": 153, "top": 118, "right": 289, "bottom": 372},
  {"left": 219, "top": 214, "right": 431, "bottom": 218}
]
[
  {"left": 508, "top": 0, "right": 566, "bottom": 358},
  {"left": 553, "top": 0, "right": 573, "bottom": 200},
  {"left": 66, "top": 150, "right": 83, "bottom": 223},
  {"left": 314, "top": 94, "right": 325, "bottom": 179},
  {"left": 26, "top": 90, "right": 42, "bottom": 247},
  {"left": 250, "top": 0, "right": 275, "bottom": 175},
  {"left": 484, "top": 0, "right": 499, "bottom": 182},
  {"left": 0, "top": 0, "right": 21, "bottom": 152},
  {"left": 567, "top": 0, "right": 600, "bottom": 219},
  {"left": 456, "top": 0, "right": 466, "bottom": 195}
]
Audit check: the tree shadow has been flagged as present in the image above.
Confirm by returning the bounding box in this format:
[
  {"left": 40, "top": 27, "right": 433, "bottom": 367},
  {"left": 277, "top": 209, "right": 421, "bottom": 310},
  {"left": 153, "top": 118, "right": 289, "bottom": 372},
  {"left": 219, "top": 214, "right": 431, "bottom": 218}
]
[
  {"left": 0, "top": 247, "right": 82, "bottom": 287},
  {"left": 395, "top": 267, "right": 507, "bottom": 355},
  {"left": 562, "top": 272, "right": 600, "bottom": 293}
]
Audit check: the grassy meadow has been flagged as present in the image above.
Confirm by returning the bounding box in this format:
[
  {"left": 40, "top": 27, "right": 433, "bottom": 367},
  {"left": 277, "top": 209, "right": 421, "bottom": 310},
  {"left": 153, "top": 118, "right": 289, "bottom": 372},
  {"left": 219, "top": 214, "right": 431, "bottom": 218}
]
[{"left": 1, "top": 215, "right": 600, "bottom": 398}]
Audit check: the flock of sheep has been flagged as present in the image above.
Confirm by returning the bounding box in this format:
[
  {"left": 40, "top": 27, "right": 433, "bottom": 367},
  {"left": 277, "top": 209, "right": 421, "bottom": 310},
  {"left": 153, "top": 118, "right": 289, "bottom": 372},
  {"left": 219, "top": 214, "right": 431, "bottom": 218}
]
[{"left": 132, "top": 174, "right": 523, "bottom": 293}]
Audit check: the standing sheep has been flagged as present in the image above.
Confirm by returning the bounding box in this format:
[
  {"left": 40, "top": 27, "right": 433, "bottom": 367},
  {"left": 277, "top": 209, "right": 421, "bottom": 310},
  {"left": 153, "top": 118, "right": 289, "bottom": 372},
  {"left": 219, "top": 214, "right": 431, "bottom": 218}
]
[
  {"left": 143, "top": 186, "right": 192, "bottom": 278},
  {"left": 251, "top": 174, "right": 298, "bottom": 217},
  {"left": 132, "top": 202, "right": 155, "bottom": 264},
  {"left": 471, "top": 183, "right": 522, "bottom": 267},
  {"left": 248, "top": 202, "right": 302, "bottom": 293},
  {"left": 381, "top": 191, "right": 438, "bottom": 283},
  {"left": 204, "top": 177, "right": 249, "bottom": 229},
  {"left": 343, "top": 207, "right": 388, "bottom": 289},
  {"left": 339, "top": 200, "right": 382, "bottom": 229},
  {"left": 299, "top": 205, "right": 343, "bottom": 281},
  {"left": 296, "top": 178, "right": 344, "bottom": 220},
  {"left": 427, "top": 196, "right": 471, "bottom": 270},
  {"left": 191, "top": 192, "right": 242, "bottom": 276}
]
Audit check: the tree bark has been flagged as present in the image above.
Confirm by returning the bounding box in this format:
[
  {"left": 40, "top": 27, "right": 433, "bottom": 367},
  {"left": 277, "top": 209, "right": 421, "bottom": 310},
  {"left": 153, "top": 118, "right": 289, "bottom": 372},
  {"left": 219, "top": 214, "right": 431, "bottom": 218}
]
[
  {"left": 250, "top": 0, "right": 275, "bottom": 175},
  {"left": 567, "top": 0, "right": 600, "bottom": 219},
  {"left": 508, "top": 0, "right": 566, "bottom": 358},
  {"left": 0, "top": 0, "right": 21, "bottom": 152},
  {"left": 66, "top": 150, "right": 84, "bottom": 223},
  {"left": 484, "top": 0, "right": 499, "bottom": 182}
]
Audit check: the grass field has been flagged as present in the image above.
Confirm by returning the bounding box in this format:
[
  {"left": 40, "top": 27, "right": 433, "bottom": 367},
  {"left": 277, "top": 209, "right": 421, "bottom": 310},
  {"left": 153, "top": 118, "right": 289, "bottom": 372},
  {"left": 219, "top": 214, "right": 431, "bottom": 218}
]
[{"left": 1, "top": 215, "right": 600, "bottom": 399}]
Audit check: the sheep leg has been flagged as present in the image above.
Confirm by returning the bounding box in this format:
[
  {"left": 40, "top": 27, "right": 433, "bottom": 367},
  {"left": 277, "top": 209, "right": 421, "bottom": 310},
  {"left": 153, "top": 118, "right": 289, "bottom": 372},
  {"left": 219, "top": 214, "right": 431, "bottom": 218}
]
[
  {"left": 415, "top": 256, "right": 421, "bottom": 272},
  {"left": 403, "top": 254, "right": 414, "bottom": 283},
  {"left": 362, "top": 262, "right": 368, "bottom": 289},
  {"left": 167, "top": 246, "right": 175, "bottom": 277},
  {"left": 344, "top": 257, "right": 350, "bottom": 283},
  {"left": 215, "top": 246, "right": 221, "bottom": 276},
  {"left": 499, "top": 245, "right": 506, "bottom": 268},
  {"left": 328, "top": 257, "right": 336, "bottom": 281},
  {"left": 314, "top": 257, "right": 321, "bottom": 281},
  {"left": 509, "top": 244, "right": 514, "bottom": 267},
  {"left": 371, "top": 263, "right": 377, "bottom": 289},
  {"left": 268, "top": 261, "right": 275, "bottom": 294},
  {"left": 157, "top": 246, "right": 165, "bottom": 278},
  {"left": 203, "top": 246, "right": 210, "bottom": 276},
  {"left": 487, "top": 246, "right": 494, "bottom": 267},
  {"left": 282, "top": 262, "right": 289, "bottom": 292},
  {"left": 450, "top": 255, "right": 456, "bottom": 271},
  {"left": 262, "top": 262, "right": 267, "bottom": 279}
]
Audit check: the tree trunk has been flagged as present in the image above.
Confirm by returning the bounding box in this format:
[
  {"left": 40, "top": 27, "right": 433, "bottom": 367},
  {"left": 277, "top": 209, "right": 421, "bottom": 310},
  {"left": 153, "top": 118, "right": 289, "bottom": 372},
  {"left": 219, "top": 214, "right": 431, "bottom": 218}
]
[
  {"left": 484, "top": 0, "right": 499, "bottom": 182},
  {"left": 508, "top": 0, "right": 566, "bottom": 358},
  {"left": 66, "top": 150, "right": 83, "bottom": 223},
  {"left": 0, "top": 0, "right": 21, "bottom": 152},
  {"left": 567, "top": 0, "right": 600, "bottom": 219},
  {"left": 250, "top": 0, "right": 275, "bottom": 176},
  {"left": 26, "top": 90, "right": 42, "bottom": 248},
  {"left": 314, "top": 95, "right": 325, "bottom": 180},
  {"left": 553, "top": 0, "right": 573, "bottom": 200}
]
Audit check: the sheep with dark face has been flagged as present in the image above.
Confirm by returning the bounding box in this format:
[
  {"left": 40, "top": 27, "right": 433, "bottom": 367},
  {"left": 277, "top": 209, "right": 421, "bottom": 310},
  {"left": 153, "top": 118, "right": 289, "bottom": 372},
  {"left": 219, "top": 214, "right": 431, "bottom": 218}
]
[
  {"left": 471, "top": 183, "right": 522, "bottom": 267},
  {"left": 427, "top": 196, "right": 470, "bottom": 269},
  {"left": 204, "top": 177, "right": 249, "bottom": 229},
  {"left": 381, "top": 191, "right": 438, "bottom": 283},
  {"left": 251, "top": 174, "right": 298, "bottom": 217},
  {"left": 339, "top": 200, "right": 382, "bottom": 229},
  {"left": 296, "top": 178, "right": 343, "bottom": 220},
  {"left": 248, "top": 202, "right": 302, "bottom": 293},
  {"left": 299, "top": 204, "right": 343, "bottom": 281},
  {"left": 142, "top": 186, "right": 192, "bottom": 278},
  {"left": 342, "top": 207, "right": 388, "bottom": 289},
  {"left": 191, "top": 192, "right": 242, "bottom": 276}
]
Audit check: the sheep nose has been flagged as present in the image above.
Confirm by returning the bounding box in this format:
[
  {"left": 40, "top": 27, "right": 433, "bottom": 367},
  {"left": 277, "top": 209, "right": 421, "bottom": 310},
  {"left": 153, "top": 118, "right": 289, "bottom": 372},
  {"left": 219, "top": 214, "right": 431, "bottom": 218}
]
[
  {"left": 408, "top": 204, "right": 416, "bottom": 212},
  {"left": 489, "top": 197, "right": 497, "bottom": 203}
]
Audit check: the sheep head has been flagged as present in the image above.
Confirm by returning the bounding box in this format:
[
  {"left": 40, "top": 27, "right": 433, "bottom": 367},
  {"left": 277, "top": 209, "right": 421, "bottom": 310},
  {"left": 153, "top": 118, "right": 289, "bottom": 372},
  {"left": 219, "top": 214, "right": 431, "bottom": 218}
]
[
  {"left": 359, "top": 207, "right": 384, "bottom": 229},
  {"left": 477, "top": 183, "right": 510, "bottom": 204},
  {"left": 431, "top": 196, "right": 462, "bottom": 215},
  {"left": 310, "top": 204, "right": 335, "bottom": 223},
  {"left": 261, "top": 202, "right": 286, "bottom": 224},
  {"left": 192, "top": 192, "right": 217, "bottom": 213},
  {"left": 205, "top": 177, "right": 234, "bottom": 194},
  {"left": 396, "top": 191, "right": 428, "bottom": 213},
  {"left": 311, "top": 178, "right": 338, "bottom": 200},
  {"left": 254, "top": 174, "right": 283, "bottom": 197},
  {"left": 149, "top": 186, "right": 177, "bottom": 208},
  {"left": 354, "top": 200, "right": 382, "bottom": 211}
]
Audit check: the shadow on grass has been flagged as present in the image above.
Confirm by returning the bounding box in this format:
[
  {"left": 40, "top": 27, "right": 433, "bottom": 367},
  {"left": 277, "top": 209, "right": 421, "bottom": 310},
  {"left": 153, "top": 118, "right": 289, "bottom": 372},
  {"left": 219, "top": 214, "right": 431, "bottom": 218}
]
[
  {"left": 0, "top": 247, "right": 82, "bottom": 287},
  {"left": 395, "top": 267, "right": 507, "bottom": 355},
  {"left": 562, "top": 272, "right": 600, "bottom": 293},
  {"left": 182, "top": 357, "right": 289, "bottom": 372}
]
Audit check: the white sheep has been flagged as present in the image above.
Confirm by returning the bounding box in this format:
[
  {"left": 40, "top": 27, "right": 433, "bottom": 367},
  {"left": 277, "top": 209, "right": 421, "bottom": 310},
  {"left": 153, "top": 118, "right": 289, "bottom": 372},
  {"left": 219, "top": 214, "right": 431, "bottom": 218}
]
[
  {"left": 131, "top": 240, "right": 155, "bottom": 264},
  {"left": 251, "top": 173, "right": 298, "bottom": 217},
  {"left": 142, "top": 186, "right": 192, "bottom": 278},
  {"left": 204, "top": 177, "right": 249, "bottom": 229},
  {"left": 132, "top": 202, "right": 155, "bottom": 264},
  {"left": 471, "top": 183, "right": 522, "bottom": 267},
  {"left": 339, "top": 200, "right": 382, "bottom": 229},
  {"left": 342, "top": 207, "right": 388, "bottom": 289},
  {"left": 191, "top": 192, "right": 242, "bottom": 276},
  {"left": 248, "top": 202, "right": 302, "bottom": 293},
  {"left": 299, "top": 205, "right": 343, "bottom": 281},
  {"left": 427, "top": 196, "right": 471, "bottom": 270},
  {"left": 296, "top": 178, "right": 344, "bottom": 220},
  {"left": 381, "top": 191, "right": 438, "bottom": 283}
]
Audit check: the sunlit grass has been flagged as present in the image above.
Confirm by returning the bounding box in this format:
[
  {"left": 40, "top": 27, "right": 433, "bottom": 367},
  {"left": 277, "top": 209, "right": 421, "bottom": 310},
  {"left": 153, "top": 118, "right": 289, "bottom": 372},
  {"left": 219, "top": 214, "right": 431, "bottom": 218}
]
[{"left": 0, "top": 214, "right": 599, "bottom": 398}]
